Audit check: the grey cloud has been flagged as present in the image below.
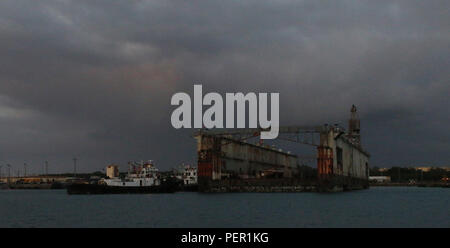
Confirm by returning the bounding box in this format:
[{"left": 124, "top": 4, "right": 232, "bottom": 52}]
[{"left": 0, "top": 0, "right": 449, "bottom": 174}]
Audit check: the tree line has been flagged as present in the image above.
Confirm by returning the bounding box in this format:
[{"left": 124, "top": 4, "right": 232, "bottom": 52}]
[{"left": 370, "top": 167, "right": 449, "bottom": 182}]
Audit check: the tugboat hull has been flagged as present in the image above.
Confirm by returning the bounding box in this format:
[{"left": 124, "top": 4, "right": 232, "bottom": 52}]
[{"left": 67, "top": 183, "right": 177, "bottom": 195}]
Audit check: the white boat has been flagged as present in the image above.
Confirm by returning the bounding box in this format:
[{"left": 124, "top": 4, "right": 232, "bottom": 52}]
[
  {"left": 67, "top": 161, "right": 177, "bottom": 194},
  {"left": 103, "top": 161, "right": 161, "bottom": 187}
]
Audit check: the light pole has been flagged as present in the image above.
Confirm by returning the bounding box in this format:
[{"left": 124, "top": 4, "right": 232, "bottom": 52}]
[
  {"left": 7, "top": 164, "right": 11, "bottom": 184},
  {"left": 24, "top": 163, "right": 27, "bottom": 177},
  {"left": 45, "top": 161, "right": 49, "bottom": 175},
  {"left": 73, "top": 158, "right": 77, "bottom": 178}
]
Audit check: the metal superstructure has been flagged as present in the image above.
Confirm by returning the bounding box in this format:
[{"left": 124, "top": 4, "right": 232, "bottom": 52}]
[{"left": 195, "top": 105, "right": 370, "bottom": 192}]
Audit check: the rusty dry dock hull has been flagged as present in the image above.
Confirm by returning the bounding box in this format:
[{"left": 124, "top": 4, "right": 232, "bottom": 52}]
[
  {"left": 317, "top": 175, "right": 369, "bottom": 192},
  {"left": 67, "top": 183, "right": 177, "bottom": 195}
]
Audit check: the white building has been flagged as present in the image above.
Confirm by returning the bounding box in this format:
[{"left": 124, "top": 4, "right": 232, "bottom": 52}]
[
  {"left": 106, "top": 164, "right": 119, "bottom": 178},
  {"left": 369, "top": 176, "right": 391, "bottom": 183},
  {"left": 176, "top": 165, "right": 198, "bottom": 185}
]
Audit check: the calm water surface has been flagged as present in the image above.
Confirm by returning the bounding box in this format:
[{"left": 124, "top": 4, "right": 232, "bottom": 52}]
[{"left": 0, "top": 187, "right": 448, "bottom": 227}]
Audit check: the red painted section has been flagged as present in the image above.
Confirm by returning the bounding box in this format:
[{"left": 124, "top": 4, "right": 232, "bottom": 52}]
[
  {"left": 317, "top": 146, "right": 333, "bottom": 179},
  {"left": 198, "top": 149, "right": 214, "bottom": 178},
  {"left": 198, "top": 162, "right": 213, "bottom": 177}
]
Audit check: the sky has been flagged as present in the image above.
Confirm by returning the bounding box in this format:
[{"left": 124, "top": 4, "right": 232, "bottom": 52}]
[{"left": 0, "top": 0, "right": 449, "bottom": 174}]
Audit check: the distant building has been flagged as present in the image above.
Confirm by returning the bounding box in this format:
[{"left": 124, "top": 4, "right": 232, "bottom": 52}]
[
  {"left": 106, "top": 165, "right": 119, "bottom": 178},
  {"left": 377, "top": 166, "right": 449, "bottom": 172},
  {"left": 369, "top": 176, "right": 391, "bottom": 183},
  {"left": 416, "top": 166, "right": 450, "bottom": 172}
]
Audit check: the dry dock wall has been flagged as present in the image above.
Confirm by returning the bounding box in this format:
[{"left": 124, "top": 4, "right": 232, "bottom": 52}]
[
  {"left": 317, "top": 129, "right": 370, "bottom": 191},
  {"left": 196, "top": 134, "right": 299, "bottom": 191}
]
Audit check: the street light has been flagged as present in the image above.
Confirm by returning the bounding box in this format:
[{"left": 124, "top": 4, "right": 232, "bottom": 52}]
[
  {"left": 73, "top": 158, "right": 77, "bottom": 177},
  {"left": 6, "top": 164, "right": 11, "bottom": 184}
]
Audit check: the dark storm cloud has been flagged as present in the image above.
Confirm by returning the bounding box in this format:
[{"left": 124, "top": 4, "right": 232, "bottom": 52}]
[{"left": 0, "top": 0, "right": 449, "bottom": 173}]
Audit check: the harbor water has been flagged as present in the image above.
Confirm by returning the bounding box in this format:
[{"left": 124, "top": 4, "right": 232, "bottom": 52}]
[{"left": 0, "top": 187, "right": 448, "bottom": 228}]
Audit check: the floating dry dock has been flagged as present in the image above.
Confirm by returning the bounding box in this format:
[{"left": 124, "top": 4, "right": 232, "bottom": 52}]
[{"left": 195, "top": 105, "right": 370, "bottom": 192}]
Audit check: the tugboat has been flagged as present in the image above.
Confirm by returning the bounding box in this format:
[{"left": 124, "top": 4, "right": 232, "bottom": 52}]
[
  {"left": 67, "top": 161, "right": 177, "bottom": 194},
  {"left": 174, "top": 164, "right": 199, "bottom": 192}
]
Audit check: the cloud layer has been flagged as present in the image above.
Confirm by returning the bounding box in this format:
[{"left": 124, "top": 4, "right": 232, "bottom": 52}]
[{"left": 0, "top": 0, "right": 449, "bottom": 173}]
